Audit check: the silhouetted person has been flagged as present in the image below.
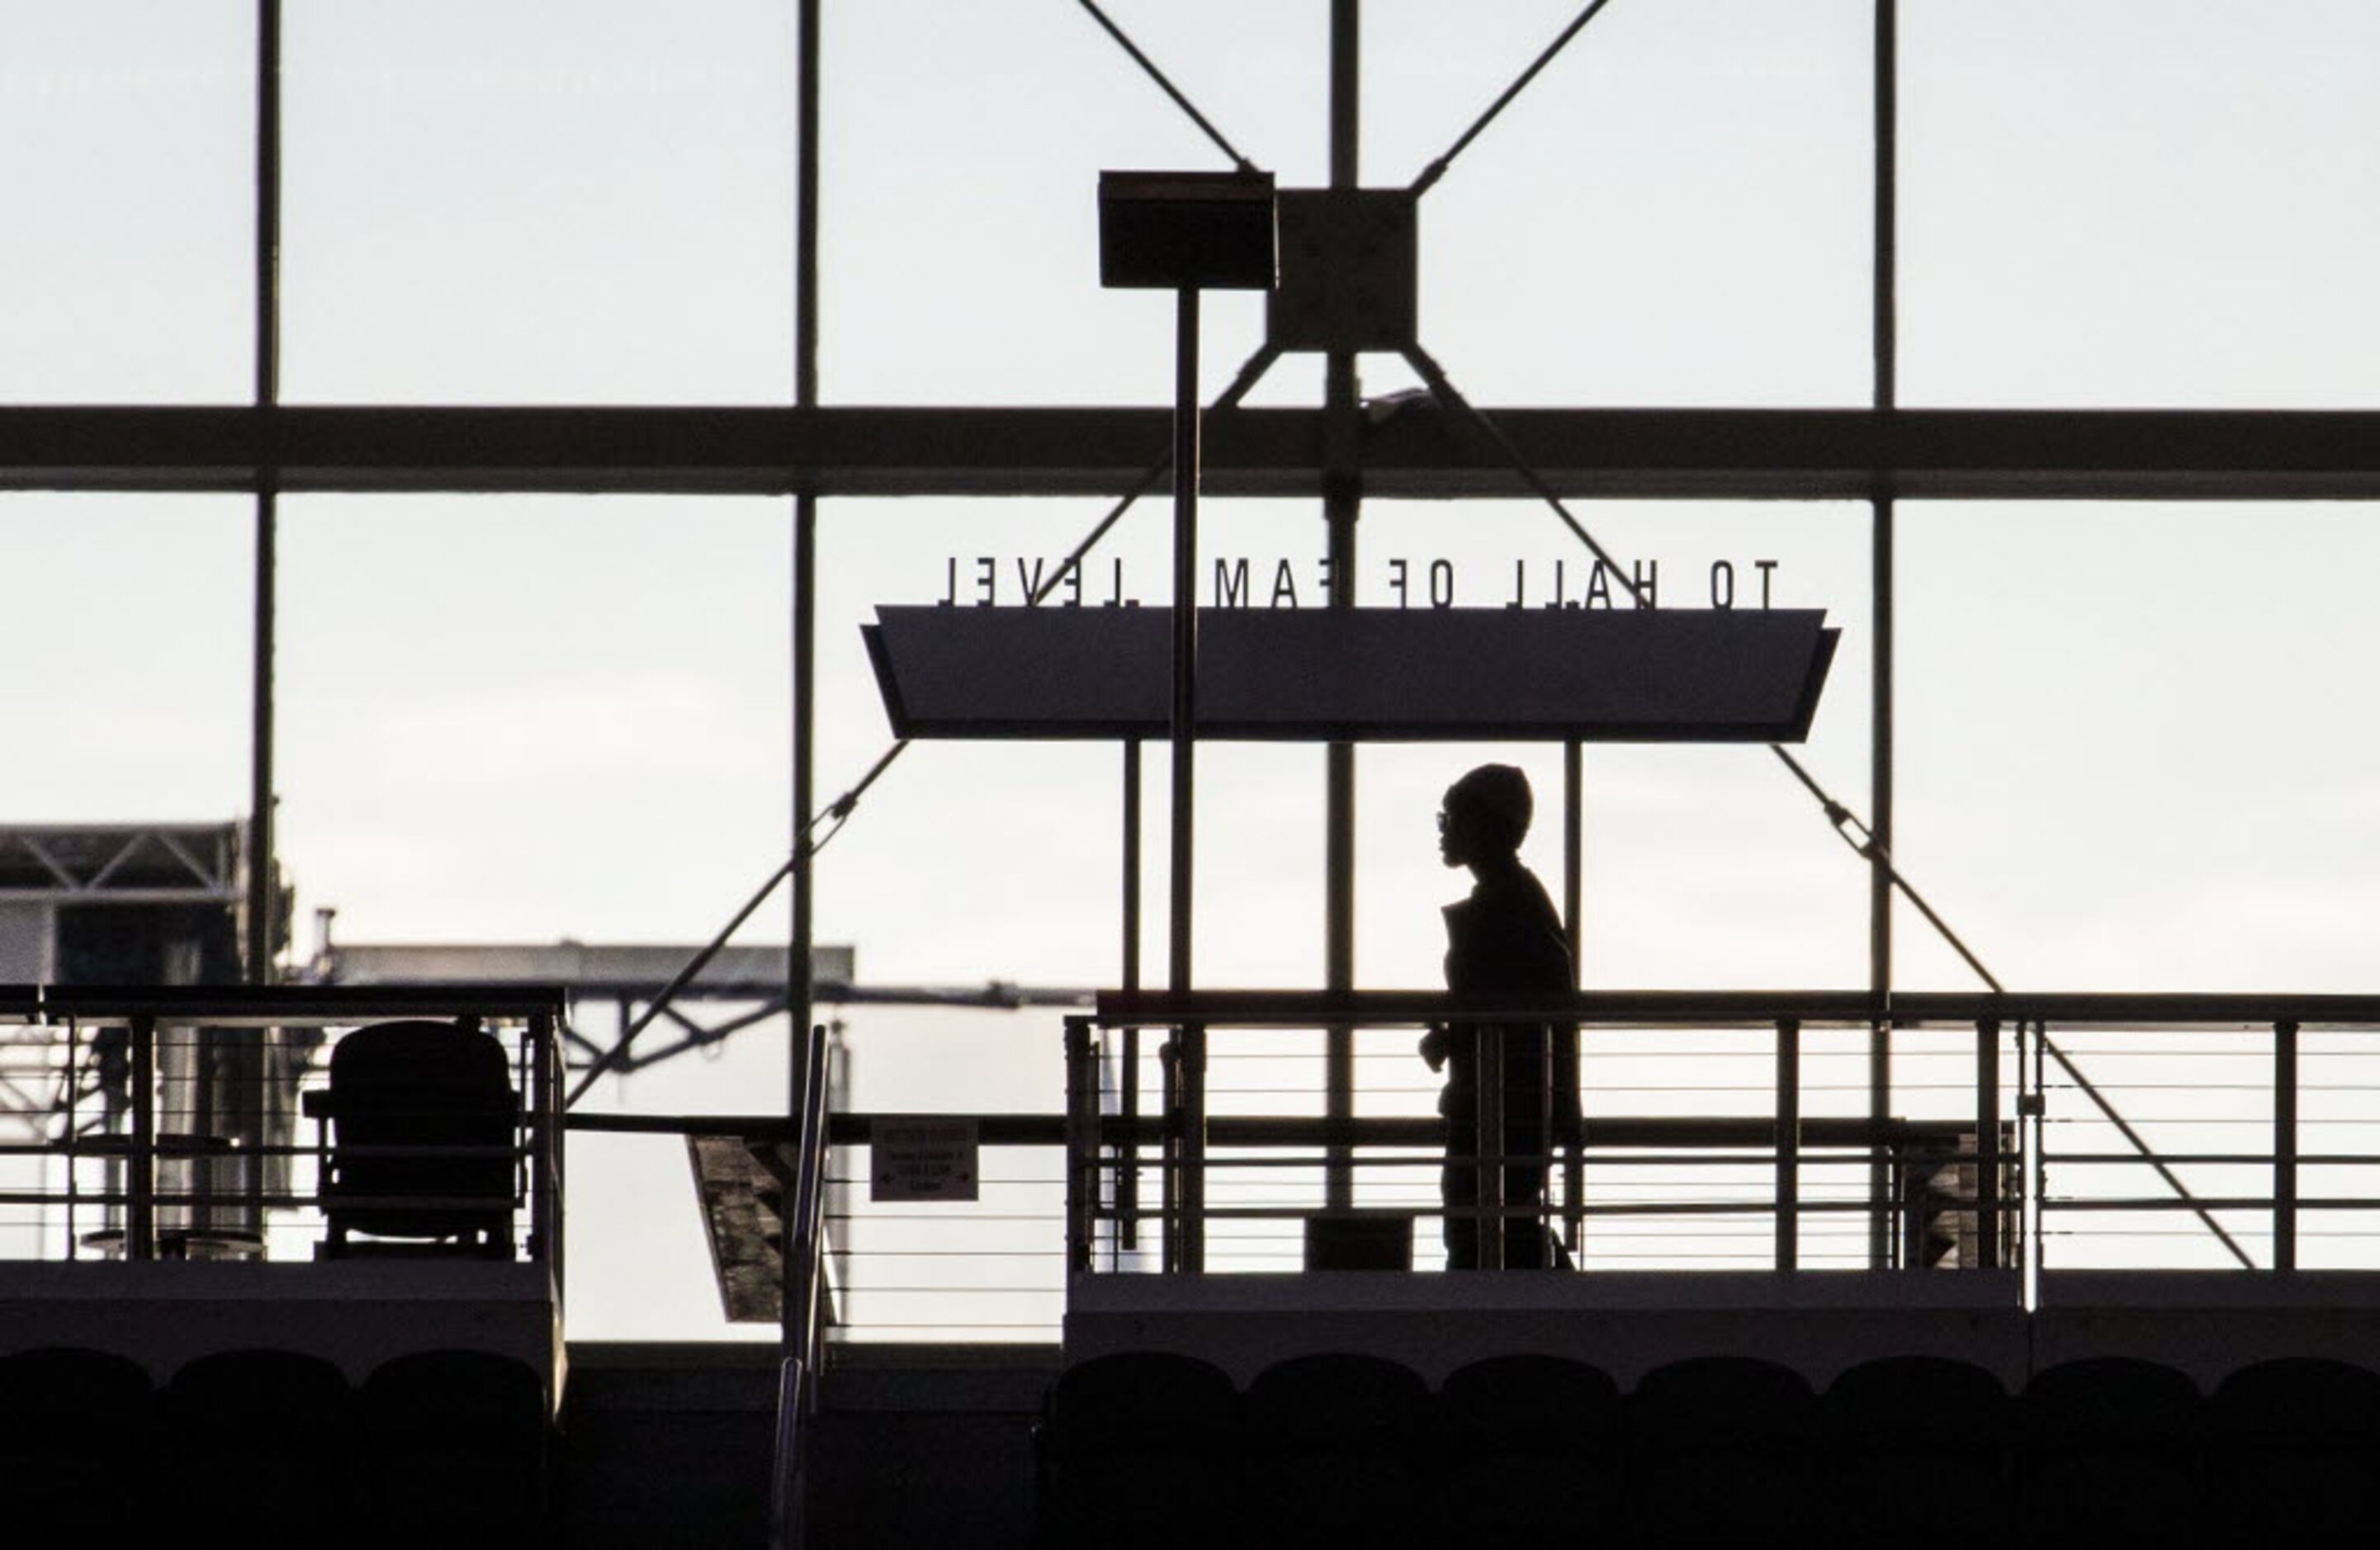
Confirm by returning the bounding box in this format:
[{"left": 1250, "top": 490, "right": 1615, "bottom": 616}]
[{"left": 1422, "top": 763, "right": 1577, "bottom": 1269}]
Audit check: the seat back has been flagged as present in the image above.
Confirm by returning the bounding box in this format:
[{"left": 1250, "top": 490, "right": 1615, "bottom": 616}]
[
  {"left": 2021, "top": 1358, "right": 2205, "bottom": 1548},
  {"left": 1824, "top": 1356, "right": 2009, "bottom": 1548},
  {"left": 362, "top": 1350, "right": 552, "bottom": 1546},
  {"left": 324, "top": 1019, "right": 517, "bottom": 1242}
]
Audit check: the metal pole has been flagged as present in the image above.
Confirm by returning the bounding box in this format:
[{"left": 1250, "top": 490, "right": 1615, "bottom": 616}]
[
  {"left": 1777, "top": 1018, "right": 1801, "bottom": 1272},
  {"left": 786, "top": 0, "right": 823, "bottom": 1357},
  {"left": 1562, "top": 740, "right": 1583, "bottom": 1255},
  {"left": 130, "top": 1015, "right": 156, "bottom": 1261},
  {"left": 2274, "top": 1019, "right": 2298, "bottom": 1273},
  {"left": 1169, "top": 287, "right": 1199, "bottom": 995},
  {"left": 247, "top": 0, "right": 282, "bottom": 988},
  {"left": 1169, "top": 287, "right": 1204, "bottom": 1271},
  {"left": 529, "top": 1010, "right": 557, "bottom": 1273},
  {"left": 2027, "top": 1018, "right": 2044, "bottom": 1297},
  {"left": 1065, "top": 1018, "right": 1097, "bottom": 1274},
  {"left": 1476, "top": 1022, "right": 1505, "bottom": 1270},
  {"left": 1866, "top": 0, "right": 1900, "bottom": 1271},
  {"left": 1322, "top": 0, "right": 1360, "bottom": 1216},
  {"left": 1975, "top": 1018, "right": 2000, "bottom": 1272},
  {"left": 1119, "top": 742, "right": 1142, "bottom": 1250}
]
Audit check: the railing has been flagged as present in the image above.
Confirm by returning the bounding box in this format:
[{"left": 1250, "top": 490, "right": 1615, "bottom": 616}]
[
  {"left": 1068, "top": 991, "right": 2380, "bottom": 1284},
  {"left": 0, "top": 985, "right": 564, "bottom": 1275}
]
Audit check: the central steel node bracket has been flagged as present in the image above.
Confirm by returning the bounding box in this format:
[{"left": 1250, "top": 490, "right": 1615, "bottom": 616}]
[{"left": 1266, "top": 188, "right": 1419, "bottom": 354}]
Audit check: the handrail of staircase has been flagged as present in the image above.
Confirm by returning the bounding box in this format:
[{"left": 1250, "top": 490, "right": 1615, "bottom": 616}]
[{"left": 769, "top": 1023, "right": 834, "bottom": 1550}]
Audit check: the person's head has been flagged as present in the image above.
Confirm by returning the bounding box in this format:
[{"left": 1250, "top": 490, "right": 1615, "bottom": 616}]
[{"left": 1438, "top": 763, "right": 1532, "bottom": 869}]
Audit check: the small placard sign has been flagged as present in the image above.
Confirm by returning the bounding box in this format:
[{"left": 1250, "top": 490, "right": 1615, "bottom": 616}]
[{"left": 870, "top": 1118, "right": 980, "bottom": 1203}]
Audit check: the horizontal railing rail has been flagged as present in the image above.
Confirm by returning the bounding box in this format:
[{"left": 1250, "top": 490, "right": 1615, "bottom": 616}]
[{"left": 1092, "top": 989, "right": 2380, "bottom": 1030}]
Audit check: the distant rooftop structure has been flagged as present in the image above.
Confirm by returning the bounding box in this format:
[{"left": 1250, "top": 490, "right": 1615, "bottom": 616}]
[
  {"left": 321, "top": 942, "right": 856, "bottom": 999},
  {"left": 0, "top": 824, "right": 243, "bottom": 903}
]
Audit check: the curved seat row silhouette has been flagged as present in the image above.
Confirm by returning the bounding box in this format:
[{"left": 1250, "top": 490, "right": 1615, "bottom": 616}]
[
  {"left": 1042, "top": 1350, "right": 2380, "bottom": 1549},
  {"left": 0, "top": 1346, "right": 549, "bottom": 1548}
]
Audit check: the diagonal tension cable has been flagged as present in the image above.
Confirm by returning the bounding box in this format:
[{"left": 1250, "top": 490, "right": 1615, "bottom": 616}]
[
  {"left": 565, "top": 344, "right": 1285, "bottom": 1107},
  {"left": 1399, "top": 344, "right": 1647, "bottom": 607},
  {"left": 1411, "top": 0, "right": 1623, "bottom": 196},
  {"left": 1414, "top": 345, "right": 2256, "bottom": 1269},
  {"left": 1767, "top": 746, "right": 2256, "bottom": 1269},
  {"left": 1076, "top": 0, "right": 1257, "bottom": 173}
]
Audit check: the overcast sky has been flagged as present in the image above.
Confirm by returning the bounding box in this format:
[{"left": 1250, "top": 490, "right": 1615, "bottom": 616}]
[{"left": 7, "top": 1, "right": 2379, "bottom": 1333}]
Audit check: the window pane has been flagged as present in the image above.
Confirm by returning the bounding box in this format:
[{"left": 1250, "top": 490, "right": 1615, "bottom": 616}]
[
  {"left": 811, "top": 495, "right": 1180, "bottom": 984},
  {"left": 0, "top": 3, "right": 252, "bottom": 403},
  {"left": 277, "top": 496, "right": 788, "bottom": 938},
  {"left": 282, "top": 1, "right": 796, "bottom": 404},
  {"left": 1369, "top": 0, "right": 1873, "bottom": 407},
  {"left": 821, "top": 0, "right": 1325, "bottom": 405},
  {"left": 1904, "top": 0, "right": 2380, "bottom": 407},
  {"left": 0, "top": 494, "right": 253, "bottom": 813},
  {"left": 1898, "top": 503, "right": 2380, "bottom": 989}
]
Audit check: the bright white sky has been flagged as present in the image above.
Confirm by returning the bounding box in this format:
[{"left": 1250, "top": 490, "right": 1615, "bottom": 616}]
[{"left": 5, "top": 0, "right": 2380, "bottom": 1334}]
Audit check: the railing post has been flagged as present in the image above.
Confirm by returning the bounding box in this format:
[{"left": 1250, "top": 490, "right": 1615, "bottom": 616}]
[
  {"left": 2022, "top": 1018, "right": 2046, "bottom": 1292},
  {"left": 129, "top": 1014, "right": 156, "bottom": 1261},
  {"left": 1975, "top": 1017, "right": 2000, "bottom": 1273},
  {"left": 1158, "top": 1034, "right": 1181, "bottom": 1273},
  {"left": 791, "top": 1025, "right": 831, "bottom": 1353},
  {"left": 1063, "top": 1017, "right": 1097, "bottom": 1274},
  {"left": 1476, "top": 1018, "right": 1507, "bottom": 1270},
  {"left": 1178, "top": 1021, "right": 1206, "bottom": 1274},
  {"left": 2274, "top": 1018, "right": 2299, "bottom": 1274},
  {"left": 1776, "top": 1018, "right": 1800, "bottom": 1273},
  {"left": 529, "top": 1009, "right": 559, "bottom": 1278},
  {"left": 768, "top": 1355, "right": 807, "bottom": 1550}
]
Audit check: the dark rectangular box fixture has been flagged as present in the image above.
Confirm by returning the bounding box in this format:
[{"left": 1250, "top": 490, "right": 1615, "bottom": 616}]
[
  {"left": 1304, "top": 1214, "right": 1414, "bottom": 1272},
  {"left": 1099, "top": 170, "right": 1278, "bottom": 291}
]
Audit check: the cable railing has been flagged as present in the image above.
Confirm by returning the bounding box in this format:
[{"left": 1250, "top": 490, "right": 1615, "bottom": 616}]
[
  {"left": 1068, "top": 990, "right": 2380, "bottom": 1288},
  {"left": 547, "top": 989, "right": 2380, "bottom": 1353},
  {"left": 0, "top": 985, "right": 564, "bottom": 1274}
]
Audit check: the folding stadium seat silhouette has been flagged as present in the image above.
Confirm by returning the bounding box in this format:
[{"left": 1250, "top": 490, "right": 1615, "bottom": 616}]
[
  {"left": 360, "top": 1349, "right": 552, "bottom": 1548},
  {"left": 1039, "top": 1350, "right": 1239, "bottom": 1550},
  {"left": 306, "top": 1018, "right": 518, "bottom": 1258},
  {"left": 1434, "top": 1353, "right": 1624, "bottom": 1541},
  {"left": 1627, "top": 1354, "right": 1819, "bottom": 1549},
  {"left": 0, "top": 1347, "right": 157, "bottom": 1543},
  {"left": 1820, "top": 1354, "right": 2010, "bottom": 1549},
  {"left": 166, "top": 1349, "right": 356, "bottom": 1548},
  {"left": 2207, "top": 1356, "right": 2380, "bottom": 1548},
  {"left": 2019, "top": 1356, "right": 2206, "bottom": 1550},
  {"left": 1242, "top": 1353, "right": 1434, "bottom": 1550}
]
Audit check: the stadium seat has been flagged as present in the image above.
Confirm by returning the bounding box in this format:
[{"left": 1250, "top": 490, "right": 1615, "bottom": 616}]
[
  {"left": 1629, "top": 1355, "right": 1818, "bottom": 1548},
  {"left": 1822, "top": 1354, "right": 2009, "bottom": 1548},
  {"left": 1436, "top": 1354, "right": 1624, "bottom": 1541},
  {"left": 1243, "top": 1353, "right": 1434, "bottom": 1550},
  {"left": 166, "top": 1349, "right": 357, "bottom": 1548},
  {"left": 2208, "top": 1357, "right": 2380, "bottom": 1548},
  {"left": 309, "top": 1018, "right": 518, "bottom": 1258},
  {"left": 0, "top": 1347, "right": 156, "bottom": 1543},
  {"left": 1040, "top": 1351, "right": 1239, "bottom": 1550},
  {"left": 2020, "top": 1356, "right": 2204, "bottom": 1550},
  {"left": 362, "top": 1349, "right": 552, "bottom": 1548}
]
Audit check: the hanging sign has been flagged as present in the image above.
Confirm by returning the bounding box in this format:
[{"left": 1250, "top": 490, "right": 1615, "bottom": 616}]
[
  {"left": 864, "top": 605, "right": 1836, "bottom": 744},
  {"left": 869, "top": 1118, "right": 981, "bottom": 1203}
]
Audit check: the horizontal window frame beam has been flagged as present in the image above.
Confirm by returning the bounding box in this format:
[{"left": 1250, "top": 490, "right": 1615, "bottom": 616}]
[{"left": 3, "top": 405, "right": 2378, "bottom": 501}]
